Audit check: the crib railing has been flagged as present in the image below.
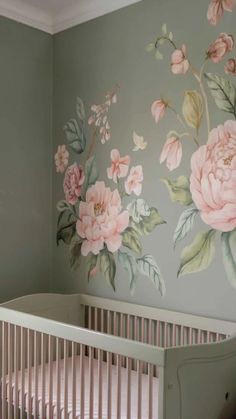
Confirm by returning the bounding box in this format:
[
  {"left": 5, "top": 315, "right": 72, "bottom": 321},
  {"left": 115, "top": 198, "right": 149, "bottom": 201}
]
[{"left": 0, "top": 308, "right": 163, "bottom": 419}]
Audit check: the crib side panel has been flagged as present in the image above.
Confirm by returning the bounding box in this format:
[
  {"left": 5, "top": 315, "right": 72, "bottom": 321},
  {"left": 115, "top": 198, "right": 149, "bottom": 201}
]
[{"left": 162, "top": 335, "right": 236, "bottom": 419}]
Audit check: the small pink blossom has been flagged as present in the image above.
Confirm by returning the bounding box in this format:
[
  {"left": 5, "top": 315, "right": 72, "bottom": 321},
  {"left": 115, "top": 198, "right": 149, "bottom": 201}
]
[
  {"left": 125, "top": 166, "right": 143, "bottom": 196},
  {"left": 107, "top": 149, "right": 130, "bottom": 183},
  {"left": 225, "top": 58, "right": 236, "bottom": 75},
  {"left": 151, "top": 100, "right": 167, "bottom": 124},
  {"left": 63, "top": 163, "right": 85, "bottom": 205},
  {"left": 54, "top": 145, "right": 69, "bottom": 173},
  {"left": 77, "top": 181, "right": 129, "bottom": 256},
  {"left": 100, "top": 122, "right": 111, "bottom": 144},
  {"left": 171, "top": 44, "right": 190, "bottom": 74},
  {"left": 207, "top": 0, "right": 235, "bottom": 25},
  {"left": 160, "top": 137, "right": 182, "bottom": 171},
  {"left": 207, "top": 33, "right": 234, "bottom": 63},
  {"left": 190, "top": 120, "right": 236, "bottom": 232}
]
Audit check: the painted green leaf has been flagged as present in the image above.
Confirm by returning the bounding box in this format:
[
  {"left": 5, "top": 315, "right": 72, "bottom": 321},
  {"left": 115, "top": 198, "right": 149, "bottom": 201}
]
[
  {"left": 127, "top": 198, "right": 150, "bottom": 223},
  {"left": 76, "top": 97, "right": 86, "bottom": 121},
  {"left": 64, "top": 118, "right": 86, "bottom": 154},
  {"left": 177, "top": 230, "right": 216, "bottom": 278},
  {"left": 146, "top": 43, "right": 155, "bottom": 52},
  {"left": 56, "top": 220, "right": 76, "bottom": 245},
  {"left": 86, "top": 253, "right": 98, "bottom": 280},
  {"left": 100, "top": 249, "right": 116, "bottom": 291},
  {"left": 155, "top": 49, "right": 163, "bottom": 60},
  {"left": 122, "top": 227, "right": 142, "bottom": 255},
  {"left": 132, "top": 207, "right": 166, "bottom": 236},
  {"left": 173, "top": 207, "right": 199, "bottom": 248},
  {"left": 162, "top": 23, "right": 167, "bottom": 35},
  {"left": 118, "top": 250, "right": 137, "bottom": 295},
  {"left": 221, "top": 229, "right": 236, "bottom": 289},
  {"left": 81, "top": 155, "right": 99, "bottom": 197},
  {"left": 69, "top": 234, "right": 82, "bottom": 270},
  {"left": 137, "top": 254, "right": 165, "bottom": 296},
  {"left": 56, "top": 200, "right": 72, "bottom": 213},
  {"left": 169, "top": 32, "right": 173, "bottom": 41},
  {"left": 204, "top": 73, "right": 236, "bottom": 116},
  {"left": 161, "top": 176, "right": 193, "bottom": 206}
]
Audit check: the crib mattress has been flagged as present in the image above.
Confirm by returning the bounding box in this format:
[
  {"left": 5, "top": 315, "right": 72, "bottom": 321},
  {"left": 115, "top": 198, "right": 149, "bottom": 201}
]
[{"left": 4, "top": 355, "right": 159, "bottom": 419}]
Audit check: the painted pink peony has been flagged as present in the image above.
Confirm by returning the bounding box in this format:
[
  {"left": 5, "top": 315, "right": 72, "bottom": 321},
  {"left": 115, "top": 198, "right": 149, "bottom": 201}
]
[
  {"left": 207, "top": 0, "right": 235, "bottom": 25},
  {"left": 160, "top": 137, "right": 182, "bottom": 171},
  {"left": 225, "top": 58, "right": 236, "bottom": 75},
  {"left": 107, "top": 149, "right": 130, "bottom": 183},
  {"left": 171, "top": 44, "right": 189, "bottom": 74},
  {"left": 76, "top": 181, "right": 129, "bottom": 256},
  {"left": 207, "top": 33, "right": 234, "bottom": 63},
  {"left": 190, "top": 120, "right": 236, "bottom": 232},
  {"left": 63, "top": 163, "right": 85, "bottom": 205},
  {"left": 54, "top": 145, "right": 69, "bottom": 173},
  {"left": 125, "top": 165, "right": 143, "bottom": 196},
  {"left": 151, "top": 99, "right": 167, "bottom": 123}
]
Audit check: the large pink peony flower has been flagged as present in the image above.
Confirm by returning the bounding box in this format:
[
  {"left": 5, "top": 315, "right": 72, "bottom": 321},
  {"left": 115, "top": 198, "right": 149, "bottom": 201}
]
[
  {"left": 54, "top": 145, "right": 69, "bottom": 173},
  {"left": 63, "top": 163, "right": 85, "bottom": 205},
  {"left": 77, "top": 181, "right": 129, "bottom": 256},
  {"left": 207, "top": 0, "right": 235, "bottom": 25},
  {"left": 190, "top": 120, "right": 236, "bottom": 232},
  {"left": 171, "top": 44, "right": 189, "bottom": 74},
  {"left": 160, "top": 137, "right": 182, "bottom": 171},
  {"left": 207, "top": 33, "right": 234, "bottom": 63},
  {"left": 125, "top": 165, "right": 143, "bottom": 196},
  {"left": 107, "top": 149, "right": 130, "bottom": 183}
]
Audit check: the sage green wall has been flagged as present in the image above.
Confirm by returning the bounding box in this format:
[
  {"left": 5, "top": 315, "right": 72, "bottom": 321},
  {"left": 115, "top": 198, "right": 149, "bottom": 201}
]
[
  {"left": 0, "top": 17, "right": 53, "bottom": 302},
  {"left": 52, "top": 0, "right": 236, "bottom": 320}
]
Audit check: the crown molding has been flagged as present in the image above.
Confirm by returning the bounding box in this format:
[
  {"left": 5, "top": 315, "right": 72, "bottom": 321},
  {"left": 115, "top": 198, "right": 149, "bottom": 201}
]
[
  {"left": 0, "top": 0, "right": 53, "bottom": 33},
  {"left": 0, "top": 0, "right": 142, "bottom": 35},
  {"left": 52, "top": 0, "right": 142, "bottom": 34}
]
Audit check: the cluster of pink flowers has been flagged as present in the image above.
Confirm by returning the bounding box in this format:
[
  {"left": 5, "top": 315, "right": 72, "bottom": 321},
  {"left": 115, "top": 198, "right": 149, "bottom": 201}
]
[
  {"left": 190, "top": 120, "right": 236, "bottom": 232},
  {"left": 88, "top": 87, "right": 118, "bottom": 144},
  {"left": 77, "top": 181, "right": 129, "bottom": 256},
  {"left": 63, "top": 163, "right": 85, "bottom": 205},
  {"left": 207, "top": 33, "right": 234, "bottom": 63},
  {"left": 207, "top": 0, "right": 235, "bottom": 25},
  {"left": 107, "top": 149, "right": 144, "bottom": 196},
  {"left": 54, "top": 145, "right": 69, "bottom": 173}
]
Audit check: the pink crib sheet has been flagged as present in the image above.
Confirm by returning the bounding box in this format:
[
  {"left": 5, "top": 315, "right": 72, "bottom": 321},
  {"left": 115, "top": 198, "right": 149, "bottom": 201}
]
[{"left": 5, "top": 355, "right": 159, "bottom": 418}]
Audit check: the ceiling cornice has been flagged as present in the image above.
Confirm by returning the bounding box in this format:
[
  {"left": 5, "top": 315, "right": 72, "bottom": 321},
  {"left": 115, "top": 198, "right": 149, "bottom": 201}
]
[{"left": 0, "top": 0, "right": 142, "bottom": 35}]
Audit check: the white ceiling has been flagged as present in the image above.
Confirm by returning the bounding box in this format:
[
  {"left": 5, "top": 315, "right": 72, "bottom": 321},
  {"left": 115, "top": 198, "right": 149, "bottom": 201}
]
[{"left": 0, "top": 0, "right": 142, "bottom": 34}]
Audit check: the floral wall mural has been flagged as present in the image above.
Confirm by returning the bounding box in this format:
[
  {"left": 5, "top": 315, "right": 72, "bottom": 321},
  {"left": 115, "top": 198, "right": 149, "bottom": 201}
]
[
  {"left": 53, "top": 0, "right": 236, "bottom": 318},
  {"left": 55, "top": 88, "right": 166, "bottom": 296}
]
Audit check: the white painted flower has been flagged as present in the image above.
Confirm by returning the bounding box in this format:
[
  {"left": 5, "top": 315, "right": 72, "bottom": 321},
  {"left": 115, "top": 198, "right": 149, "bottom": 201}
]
[
  {"left": 133, "top": 131, "right": 147, "bottom": 151},
  {"left": 127, "top": 199, "right": 150, "bottom": 223}
]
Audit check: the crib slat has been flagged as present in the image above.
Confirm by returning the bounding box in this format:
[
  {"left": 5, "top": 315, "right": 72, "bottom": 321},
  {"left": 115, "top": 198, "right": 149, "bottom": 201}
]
[
  {"left": 8, "top": 323, "right": 13, "bottom": 418},
  {"left": 126, "top": 357, "right": 131, "bottom": 419},
  {"left": 41, "top": 333, "right": 46, "bottom": 419},
  {"left": 137, "top": 360, "right": 142, "bottom": 419},
  {"left": 14, "top": 325, "right": 19, "bottom": 418},
  {"left": 56, "top": 337, "right": 61, "bottom": 419},
  {"left": 34, "top": 331, "right": 39, "bottom": 419},
  {"left": 79, "top": 344, "right": 85, "bottom": 418},
  {"left": 89, "top": 346, "right": 94, "bottom": 418},
  {"left": 148, "top": 363, "right": 153, "bottom": 419},
  {"left": 27, "top": 329, "right": 32, "bottom": 418},
  {"left": 63, "top": 340, "right": 69, "bottom": 419},
  {"left": 116, "top": 354, "right": 121, "bottom": 419},
  {"left": 20, "top": 327, "right": 25, "bottom": 419},
  {"left": 98, "top": 348, "right": 103, "bottom": 419},
  {"left": 71, "top": 342, "right": 76, "bottom": 419},
  {"left": 2, "top": 322, "right": 7, "bottom": 419},
  {"left": 48, "top": 335, "right": 53, "bottom": 417}
]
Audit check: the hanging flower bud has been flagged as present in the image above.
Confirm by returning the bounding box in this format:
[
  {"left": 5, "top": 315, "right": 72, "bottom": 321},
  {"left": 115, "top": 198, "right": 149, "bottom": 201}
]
[{"left": 182, "top": 90, "right": 203, "bottom": 129}]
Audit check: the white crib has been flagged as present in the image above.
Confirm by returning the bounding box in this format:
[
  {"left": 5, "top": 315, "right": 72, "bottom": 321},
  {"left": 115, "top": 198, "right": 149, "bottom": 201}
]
[{"left": 1, "top": 293, "right": 236, "bottom": 419}]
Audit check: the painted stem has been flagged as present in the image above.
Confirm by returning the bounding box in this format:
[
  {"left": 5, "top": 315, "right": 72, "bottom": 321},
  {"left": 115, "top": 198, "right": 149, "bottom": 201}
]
[
  {"left": 87, "top": 128, "right": 97, "bottom": 160},
  {"left": 190, "top": 62, "right": 211, "bottom": 135},
  {"left": 155, "top": 37, "right": 177, "bottom": 50}
]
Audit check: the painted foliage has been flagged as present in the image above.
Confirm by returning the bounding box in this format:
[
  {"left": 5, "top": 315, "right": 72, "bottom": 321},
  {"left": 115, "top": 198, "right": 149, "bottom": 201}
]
[
  {"left": 55, "top": 87, "right": 166, "bottom": 295},
  {"left": 146, "top": 0, "right": 236, "bottom": 287}
]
